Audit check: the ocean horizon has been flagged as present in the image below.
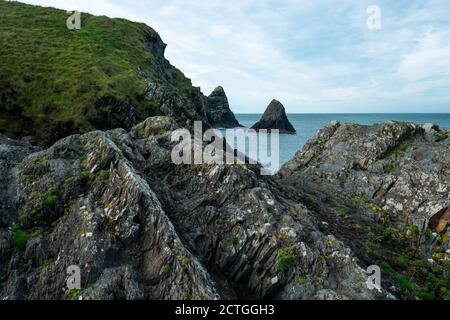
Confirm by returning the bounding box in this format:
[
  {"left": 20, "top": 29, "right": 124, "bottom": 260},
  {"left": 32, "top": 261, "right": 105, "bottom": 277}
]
[{"left": 232, "top": 113, "right": 450, "bottom": 171}]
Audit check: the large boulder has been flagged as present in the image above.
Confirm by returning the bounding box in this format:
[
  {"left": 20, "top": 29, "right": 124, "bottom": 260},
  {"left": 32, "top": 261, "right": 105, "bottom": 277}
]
[{"left": 251, "top": 100, "right": 296, "bottom": 134}]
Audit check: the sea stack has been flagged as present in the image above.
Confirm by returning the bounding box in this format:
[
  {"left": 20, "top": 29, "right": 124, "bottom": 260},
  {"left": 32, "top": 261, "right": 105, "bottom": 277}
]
[
  {"left": 205, "top": 86, "right": 241, "bottom": 128},
  {"left": 250, "top": 99, "right": 296, "bottom": 134}
]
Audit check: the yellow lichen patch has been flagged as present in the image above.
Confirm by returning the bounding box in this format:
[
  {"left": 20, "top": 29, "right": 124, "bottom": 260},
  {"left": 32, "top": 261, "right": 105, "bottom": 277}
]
[
  {"left": 176, "top": 255, "right": 191, "bottom": 269},
  {"left": 274, "top": 231, "right": 288, "bottom": 241}
]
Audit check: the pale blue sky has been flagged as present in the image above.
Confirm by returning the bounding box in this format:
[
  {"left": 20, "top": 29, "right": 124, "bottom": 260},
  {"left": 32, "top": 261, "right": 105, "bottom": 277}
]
[{"left": 21, "top": 0, "right": 450, "bottom": 113}]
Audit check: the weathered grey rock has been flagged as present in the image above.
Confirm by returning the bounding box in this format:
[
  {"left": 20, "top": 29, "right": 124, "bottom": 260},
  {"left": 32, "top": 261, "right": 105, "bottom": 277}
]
[
  {"left": 82, "top": 266, "right": 145, "bottom": 300},
  {"left": 279, "top": 121, "right": 450, "bottom": 270},
  {"left": 144, "top": 80, "right": 211, "bottom": 130},
  {"left": 251, "top": 100, "right": 296, "bottom": 134},
  {"left": 0, "top": 123, "right": 220, "bottom": 300},
  {"left": 205, "top": 86, "right": 241, "bottom": 128},
  {"left": 0, "top": 117, "right": 386, "bottom": 300},
  {"left": 280, "top": 121, "right": 449, "bottom": 229}
]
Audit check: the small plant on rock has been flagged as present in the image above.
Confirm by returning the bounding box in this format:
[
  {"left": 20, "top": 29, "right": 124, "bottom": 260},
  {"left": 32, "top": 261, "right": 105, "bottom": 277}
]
[
  {"left": 277, "top": 246, "right": 295, "bottom": 272},
  {"left": 79, "top": 171, "right": 93, "bottom": 187},
  {"left": 97, "top": 170, "right": 110, "bottom": 182},
  {"left": 336, "top": 207, "right": 349, "bottom": 216},
  {"left": 43, "top": 188, "right": 59, "bottom": 210},
  {"left": 229, "top": 236, "right": 239, "bottom": 246},
  {"left": 11, "top": 225, "right": 29, "bottom": 250},
  {"left": 64, "top": 289, "right": 84, "bottom": 300},
  {"left": 162, "top": 264, "right": 171, "bottom": 274}
]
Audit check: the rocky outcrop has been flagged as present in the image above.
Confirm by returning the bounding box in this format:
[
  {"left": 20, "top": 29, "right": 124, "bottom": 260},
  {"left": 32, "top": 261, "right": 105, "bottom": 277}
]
[
  {"left": 0, "top": 128, "right": 219, "bottom": 300},
  {"left": 279, "top": 121, "right": 450, "bottom": 299},
  {"left": 205, "top": 86, "right": 241, "bottom": 128},
  {"left": 279, "top": 121, "right": 449, "bottom": 235},
  {"left": 0, "top": 2, "right": 240, "bottom": 146},
  {"left": 2, "top": 2, "right": 448, "bottom": 302},
  {"left": 251, "top": 100, "right": 296, "bottom": 134},
  {"left": 0, "top": 118, "right": 387, "bottom": 300}
]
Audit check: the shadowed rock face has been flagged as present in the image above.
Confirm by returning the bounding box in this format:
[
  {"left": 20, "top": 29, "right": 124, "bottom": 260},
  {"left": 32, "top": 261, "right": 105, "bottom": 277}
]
[
  {"left": 205, "top": 86, "right": 241, "bottom": 128},
  {"left": 0, "top": 117, "right": 385, "bottom": 300},
  {"left": 251, "top": 100, "right": 296, "bottom": 134}
]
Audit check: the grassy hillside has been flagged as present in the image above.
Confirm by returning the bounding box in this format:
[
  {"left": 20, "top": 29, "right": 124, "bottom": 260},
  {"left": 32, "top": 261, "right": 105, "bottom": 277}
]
[{"left": 0, "top": 1, "right": 205, "bottom": 145}]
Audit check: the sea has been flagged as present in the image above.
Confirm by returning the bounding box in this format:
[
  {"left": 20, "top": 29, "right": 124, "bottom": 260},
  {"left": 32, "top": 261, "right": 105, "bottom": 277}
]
[{"left": 224, "top": 113, "right": 450, "bottom": 173}]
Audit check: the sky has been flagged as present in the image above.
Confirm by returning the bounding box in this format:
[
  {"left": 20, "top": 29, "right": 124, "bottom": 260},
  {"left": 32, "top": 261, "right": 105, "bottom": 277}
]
[{"left": 20, "top": 0, "right": 450, "bottom": 113}]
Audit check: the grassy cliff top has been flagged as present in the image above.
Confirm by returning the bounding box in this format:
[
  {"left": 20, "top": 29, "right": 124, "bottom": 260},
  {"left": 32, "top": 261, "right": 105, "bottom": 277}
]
[{"left": 0, "top": 0, "right": 202, "bottom": 145}]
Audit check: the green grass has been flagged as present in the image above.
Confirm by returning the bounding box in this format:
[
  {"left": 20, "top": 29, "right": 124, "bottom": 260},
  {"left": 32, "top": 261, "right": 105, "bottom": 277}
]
[
  {"left": 0, "top": 1, "right": 204, "bottom": 146},
  {"left": 64, "top": 177, "right": 75, "bottom": 189},
  {"left": 97, "top": 170, "right": 110, "bottom": 182},
  {"left": 359, "top": 218, "right": 450, "bottom": 300},
  {"left": 370, "top": 230, "right": 450, "bottom": 300},
  {"left": 336, "top": 207, "right": 349, "bottom": 216},
  {"left": 181, "top": 291, "right": 190, "bottom": 300},
  {"left": 229, "top": 236, "right": 239, "bottom": 246},
  {"left": 79, "top": 171, "right": 93, "bottom": 187},
  {"left": 11, "top": 225, "right": 29, "bottom": 250},
  {"left": 144, "top": 285, "right": 153, "bottom": 294},
  {"left": 386, "top": 135, "right": 418, "bottom": 158},
  {"left": 297, "top": 277, "right": 309, "bottom": 286},
  {"left": 379, "top": 261, "right": 394, "bottom": 274},
  {"left": 23, "top": 175, "right": 34, "bottom": 182},
  {"left": 180, "top": 257, "right": 191, "bottom": 269},
  {"left": 162, "top": 264, "right": 171, "bottom": 274},
  {"left": 64, "top": 288, "right": 84, "bottom": 300},
  {"left": 277, "top": 247, "right": 296, "bottom": 272},
  {"left": 43, "top": 188, "right": 59, "bottom": 209}
]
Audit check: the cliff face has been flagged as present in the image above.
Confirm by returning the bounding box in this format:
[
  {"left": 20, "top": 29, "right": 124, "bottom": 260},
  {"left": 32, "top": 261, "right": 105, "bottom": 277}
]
[
  {"left": 1, "top": 1, "right": 449, "bottom": 302},
  {"left": 279, "top": 121, "right": 450, "bottom": 300},
  {"left": 251, "top": 100, "right": 296, "bottom": 134},
  {"left": 0, "top": 1, "right": 235, "bottom": 146},
  {"left": 0, "top": 117, "right": 384, "bottom": 300},
  {"left": 204, "top": 86, "right": 241, "bottom": 128}
]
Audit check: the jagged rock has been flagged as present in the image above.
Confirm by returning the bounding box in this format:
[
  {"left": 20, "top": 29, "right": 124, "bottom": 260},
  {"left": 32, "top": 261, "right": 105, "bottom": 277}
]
[
  {"left": 0, "top": 117, "right": 387, "bottom": 300},
  {"left": 279, "top": 121, "right": 450, "bottom": 265},
  {"left": 205, "top": 86, "right": 241, "bottom": 128},
  {"left": 82, "top": 266, "right": 145, "bottom": 300},
  {"left": 279, "top": 121, "right": 449, "bottom": 230},
  {"left": 251, "top": 100, "right": 296, "bottom": 134}
]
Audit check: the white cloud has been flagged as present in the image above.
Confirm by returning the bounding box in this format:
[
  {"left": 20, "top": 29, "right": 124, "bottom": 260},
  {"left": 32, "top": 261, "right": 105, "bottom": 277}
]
[
  {"left": 158, "top": 5, "right": 176, "bottom": 17},
  {"left": 17, "top": 0, "right": 450, "bottom": 112},
  {"left": 397, "top": 30, "right": 450, "bottom": 81},
  {"left": 209, "top": 25, "right": 232, "bottom": 37},
  {"left": 324, "top": 87, "right": 361, "bottom": 100}
]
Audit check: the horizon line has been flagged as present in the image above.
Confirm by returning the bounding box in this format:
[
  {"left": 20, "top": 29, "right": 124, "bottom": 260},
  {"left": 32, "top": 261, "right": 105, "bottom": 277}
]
[{"left": 234, "top": 112, "right": 450, "bottom": 115}]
